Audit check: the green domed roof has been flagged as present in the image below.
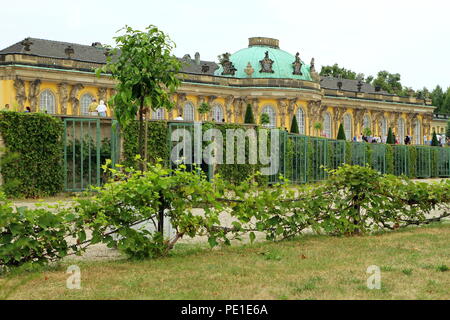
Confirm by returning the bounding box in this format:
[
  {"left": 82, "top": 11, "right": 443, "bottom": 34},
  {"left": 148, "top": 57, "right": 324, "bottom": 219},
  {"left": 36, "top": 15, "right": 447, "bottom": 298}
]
[{"left": 215, "top": 37, "right": 312, "bottom": 81}]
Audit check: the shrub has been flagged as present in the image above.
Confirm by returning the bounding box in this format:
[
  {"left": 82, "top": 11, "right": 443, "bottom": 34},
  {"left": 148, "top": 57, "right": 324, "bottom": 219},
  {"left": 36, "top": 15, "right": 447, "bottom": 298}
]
[
  {"left": 0, "top": 111, "right": 64, "bottom": 198},
  {"left": 244, "top": 104, "right": 255, "bottom": 124},
  {"left": 337, "top": 124, "right": 346, "bottom": 140},
  {"left": 291, "top": 115, "right": 300, "bottom": 134}
]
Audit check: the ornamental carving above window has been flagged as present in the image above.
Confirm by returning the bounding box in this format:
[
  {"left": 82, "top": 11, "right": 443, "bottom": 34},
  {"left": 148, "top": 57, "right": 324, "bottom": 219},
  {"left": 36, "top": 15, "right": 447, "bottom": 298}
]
[{"left": 260, "top": 51, "right": 274, "bottom": 73}]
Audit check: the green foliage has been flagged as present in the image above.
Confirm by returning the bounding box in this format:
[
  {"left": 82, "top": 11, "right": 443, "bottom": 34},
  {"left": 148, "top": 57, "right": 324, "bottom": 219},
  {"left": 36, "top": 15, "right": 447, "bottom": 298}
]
[
  {"left": 2, "top": 162, "right": 450, "bottom": 271},
  {"left": 290, "top": 115, "right": 299, "bottom": 134},
  {"left": 386, "top": 145, "right": 394, "bottom": 175},
  {"left": 122, "top": 120, "right": 168, "bottom": 168},
  {"left": 337, "top": 124, "right": 346, "bottom": 140},
  {"left": 0, "top": 111, "right": 63, "bottom": 198},
  {"left": 198, "top": 103, "right": 211, "bottom": 120},
  {"left": 446, "top": 120, "right": 450, "bottom": 139},
  {"left": 0, "top": 193, "right": 80, "bottom": 271},
  {"left": 320, "top": 64, "right": 357, "bottom": 80},
  {"left": 386, "top": 128, "right": 395, "bottom": 144},
  {"left": 371, "top": 71, "right": 403, "bottom": 95},
  {"left": 431, "top": 85, "right": 445, "bottom": 114},
  {"left": 261, "top": 113, "right": 270, "bottom": 125},
  {"left": 431, "top": 132, "right": 440, "bottom": 147},
  {"left": 244, "top": 104, "right": 255, "bottom": 124},
  {"left": 97, "top": 25, "right": 181, "bottom": 166},
  {"left": 363, "top": 127, "right": 372, "bottom": 137}
]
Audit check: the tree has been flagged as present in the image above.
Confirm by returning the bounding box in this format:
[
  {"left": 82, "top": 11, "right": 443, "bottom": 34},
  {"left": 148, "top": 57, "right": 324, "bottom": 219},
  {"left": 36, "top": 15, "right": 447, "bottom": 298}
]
[
  {"left": 386, "top": 128, "right": 395, "bottom": 144},
  {"left": 441, "top": 87, "right": 450, "bottom": 115},
  {"left": 314, "top": 122, "right": 323, "bottom": 136},
  {"left": 363, "top": 127, "right": 372, "bottom": 137},
  {"left": 244, "top": 104, "right": 255, "bottom": 124},
  {"left": 431, "top": 85, "right": 445, "bottom": 114},
  {"left": 198, "top": 102, "right": 211, "bottom": 121},
  {"left": 431, "top": 131, "right": 440, "bottom": 147},
  {"left": 320, "top": 64, "right": 357, "bottom": 80},
  {"left": 337, "top": 124, "right": 346, "bottom": 140},
  {"left": 261, "top": 113, "right": 270, "bottom": 126},
  {"left": 97, "top": 25, "right": 181, "bottom": 170},
  {"left": 371, "top": 71, "right": 403, "bottom": 95},
  {"left": 291, "top": 115, "right": 300, "bottom": 134}
]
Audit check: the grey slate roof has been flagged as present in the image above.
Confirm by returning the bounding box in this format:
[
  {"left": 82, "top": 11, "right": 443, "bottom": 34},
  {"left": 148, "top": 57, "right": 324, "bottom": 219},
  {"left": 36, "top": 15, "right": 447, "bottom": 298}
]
[
  {"left": 0, "top": 38, "right": 219, "bottom": 75},
  {"left": 0, "top": 38, "right": 109, "bottom": 63},
  {"left": 320, "top": 76, "right": 390, "bottom": 95}
]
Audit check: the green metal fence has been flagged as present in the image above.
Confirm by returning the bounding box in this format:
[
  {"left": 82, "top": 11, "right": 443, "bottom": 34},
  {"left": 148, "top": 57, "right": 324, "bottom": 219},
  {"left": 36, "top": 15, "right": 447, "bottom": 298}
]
[
  {"left": 370, "top": 144, "right": 387, "bottom": 174},
  {"left": 286, "top": 134, "right": 308, "bottom": 184},
  {"left": 416, "top": 147, "right": 432, "bottom": 178},
  {"left": 309, "top": 138, "right": 328, "bottom": 182},
  {"left": 351, "top": 142, "right": 367, "bottom": 167},
  {"left": 437, "top": 148, "right": 450, "bottom": 177},
  {"left": 64, "top": 118, "right": 120, "bottom": 192},
  {"left": 393, "top": 145, "right": 409, "bottom": 176},
  {"left": 329, "top": 140, "right": 346, "bottom": 170}
]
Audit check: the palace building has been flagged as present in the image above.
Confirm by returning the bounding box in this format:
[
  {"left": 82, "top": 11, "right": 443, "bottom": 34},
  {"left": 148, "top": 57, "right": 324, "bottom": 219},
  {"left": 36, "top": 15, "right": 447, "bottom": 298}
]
[{"left": 0, "top": 36, "right": 439, "bottom": 144}]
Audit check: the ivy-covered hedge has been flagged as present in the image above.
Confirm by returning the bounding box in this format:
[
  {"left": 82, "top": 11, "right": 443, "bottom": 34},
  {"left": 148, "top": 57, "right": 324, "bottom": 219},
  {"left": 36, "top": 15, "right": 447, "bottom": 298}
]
[{"left": 0, "top": 111, "right": 64, "bottom": 198}]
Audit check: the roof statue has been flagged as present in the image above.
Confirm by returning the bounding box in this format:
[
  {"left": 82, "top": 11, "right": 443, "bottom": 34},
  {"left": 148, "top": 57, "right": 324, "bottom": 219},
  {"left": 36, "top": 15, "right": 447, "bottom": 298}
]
[
  {"left": 292, "top": 52, "right": 303, "bottom": 75},
  {"left": 260, "top": 51, "right": 275, "bottom": 73}
]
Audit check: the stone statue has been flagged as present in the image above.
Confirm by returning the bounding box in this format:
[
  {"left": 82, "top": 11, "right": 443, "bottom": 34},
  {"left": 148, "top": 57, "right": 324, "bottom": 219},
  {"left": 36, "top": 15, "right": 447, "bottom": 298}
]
[
  {"left": 28, "top": 79, "right": 41, "bottom": 112},
  {"left": 310, "top": 58, "right": 316, "bottom": 72},
  {"left": 292, "top": 53, "right": 303, "bottom": 75},
  {"left": 219, "top": 53, "right": 237, "bottom": 76},
  {"left": 260, "top": 51, "right": 274, "bottom": 73},
  {"left": 98, "top": 87, "right": 107, "bottom": 103},
  {"left": 69, "top": 84, "right": 84, "bottom": 115},
  {"left": 13, "top": 79, "right": 26, "bottom": 109},
  {"left": 58, "top": 83, "right": 69, "bottom": 114}
]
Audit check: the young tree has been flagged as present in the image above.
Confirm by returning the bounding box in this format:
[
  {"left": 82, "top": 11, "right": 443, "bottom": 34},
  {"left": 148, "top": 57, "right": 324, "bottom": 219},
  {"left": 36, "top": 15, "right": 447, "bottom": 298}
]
[
  {"left": 244, "top": 104, "right": 255, "bottom": 124},
  {"left": 261, "top": 113, "right": 270, "bottom": 126},
  {"left": 320, "top": 64, "right": 357, "bottom": 80},
  {"left": 372, "top": 71, "right": 403, "bottom": 95},
  {"left": 97, "top": 25, "right": 181, "bottom": 170},
  {"left": 386, "top": 128, "right": 395, "bottom": 144},
  {"left": 441, "top": 87, "right": 450, "bottom": 115},
  {"left": 291, "top": 115, "right": 300, "bottom": 134},
  {"left": 198, "top": 102, "right": 211, "bottom": 121},
  {"left": 431, "top": 85, "right": 445, "bottom": 114},
  {"left": 446, "top": 120, "right": 450, "bottom": 140},
  {"left": 314, "top": 122, "right": 323, "bottom": 137},
  {"left": 431, "top": 131, "right": 440, "bottom": 147},
  {"left": 337, "top": 124, "right": 346, "bottom": 140}
]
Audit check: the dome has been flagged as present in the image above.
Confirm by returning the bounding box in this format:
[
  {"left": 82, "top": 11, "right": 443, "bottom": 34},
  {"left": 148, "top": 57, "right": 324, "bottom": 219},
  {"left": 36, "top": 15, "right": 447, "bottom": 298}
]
[{"left": 214, "top": 37, "right": 312, "bottom": 81}]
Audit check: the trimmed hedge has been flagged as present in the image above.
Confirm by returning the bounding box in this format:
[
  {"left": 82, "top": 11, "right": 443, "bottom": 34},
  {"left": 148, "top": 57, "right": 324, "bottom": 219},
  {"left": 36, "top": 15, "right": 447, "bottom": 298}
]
[{"left": 0, "top": 111, "right": 64, "bottom": 198}]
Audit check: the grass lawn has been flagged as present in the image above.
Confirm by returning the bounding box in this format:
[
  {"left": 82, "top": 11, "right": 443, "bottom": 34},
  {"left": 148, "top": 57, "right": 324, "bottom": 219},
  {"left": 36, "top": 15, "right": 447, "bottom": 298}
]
[{"left": 1, "top": 223, "right": 449, "bottom": 300}]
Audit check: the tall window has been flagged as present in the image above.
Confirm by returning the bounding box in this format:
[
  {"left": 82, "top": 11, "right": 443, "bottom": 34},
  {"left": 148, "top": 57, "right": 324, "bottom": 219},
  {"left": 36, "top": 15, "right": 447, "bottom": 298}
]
[
  {"left": 414, "top": 119, "right": 421, "bottom": 145},
  {"left": 80, "top": 94, "right": 93, "bottom": 116},
  {"left": 297, "top": 107, "right": 305, "bottom": 134},
  {"left": 398, "top": 118, "right": 405, "bottom": 144},
  {"left": 212, "top": 105, "right": 224, "bottom": 122},
  {"left": 262, "top": 105, "right": 276, "bottom": 128},
  {"left": 323, "top": 112, "right": 332, "bottom": 138},
  {"left": 343, "top": 114, "right": 352, "bottom": 141},
  {"left": 39, "top": 90, "right": 56, "bottom": 114},
  {"left": 381, "top": 117, "right": 387, "bottom": 137},
  {"left": 152, "top": 108, "right": 165, "bottom": 120},
  {"left": 363, "top": 115, "right": 371, "bottom": 131},
  {"left": 183, "top": 102, "right": 195, "bottom": 121}
]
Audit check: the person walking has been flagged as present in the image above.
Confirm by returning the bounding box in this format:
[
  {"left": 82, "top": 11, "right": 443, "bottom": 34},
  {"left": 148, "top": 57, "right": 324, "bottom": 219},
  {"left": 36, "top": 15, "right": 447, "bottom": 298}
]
[{"left": 96, "top": 100, "right": 107, "bottom": 117}]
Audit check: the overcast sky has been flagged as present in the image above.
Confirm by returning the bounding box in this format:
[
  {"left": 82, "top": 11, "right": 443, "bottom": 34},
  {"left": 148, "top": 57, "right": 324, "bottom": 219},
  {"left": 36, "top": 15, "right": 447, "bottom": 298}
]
[{"left": 2, "top": 0, "right": 449, "bottom": 90}]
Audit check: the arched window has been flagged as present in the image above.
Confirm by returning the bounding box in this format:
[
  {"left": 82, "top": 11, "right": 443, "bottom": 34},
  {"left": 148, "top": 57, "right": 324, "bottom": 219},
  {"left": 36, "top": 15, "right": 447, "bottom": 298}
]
[
  {"left": 414, "top": 119, "right": 421, "bottom": 145},
  {"left": 363, "top": 115, "right": 371, "bottom": 131},
  {"left": 297, "top": 108, "right": 305, "bottom": 134},
  {"left": 262, "top": 105, "right": 276, "bottom": 128},
  {"left": 323, "top": 112, "right": 332, "bottom": 138},
  {"left": 39, "top": 90, "right": 56, "bottom": 114},
  {"left": 183, "top": 102, "right": 195, "bottom": 121},
  {"left": 80, "top": 94, "right": 93, "bottom": 116},
  {"left": 343, "top": 114, "right": 353, "bottom": 141},
  {"left": 380, "top": 117, "right": 387, "bottom": 138},
  {"left": 152, "top": 108, "right": 165, "bottom": 120},
  {"left": 398, "top": 118, "right": 405, "bottom": 144},
  {"left": 212, "top": 105, "right": 224, "bottom": 122}
]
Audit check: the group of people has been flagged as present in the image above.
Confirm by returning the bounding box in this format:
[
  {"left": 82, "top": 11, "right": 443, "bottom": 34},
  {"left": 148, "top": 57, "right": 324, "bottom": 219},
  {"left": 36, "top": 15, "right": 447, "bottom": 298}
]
[
  {"left": 88, "top": 99, "right": 108, "bottom": 117},
  {"left": 354, "top": 134, "right": 413, "bottom": 145}
]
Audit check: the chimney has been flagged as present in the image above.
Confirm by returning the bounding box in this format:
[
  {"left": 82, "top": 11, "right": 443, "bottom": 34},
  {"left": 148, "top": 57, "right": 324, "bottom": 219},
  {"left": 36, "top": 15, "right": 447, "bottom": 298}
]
[
  {"left": 195, "top": 52, "right": 201, "bottom": 66},
  {"left": 65, "top": 45, "right": 75, "bottom": 59},
  {"left": 91, "top": 42, "right": 102, "bottom": 48}
]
